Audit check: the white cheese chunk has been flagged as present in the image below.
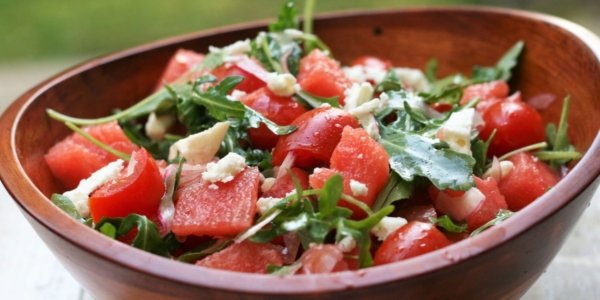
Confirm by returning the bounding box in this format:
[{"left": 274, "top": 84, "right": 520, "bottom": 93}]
[
  {"left": 168, "top": 121, "right": 229, "bottom": 164},
  {"left": 63, "top": 159, "right": 125, "bottom": 217},
  {"left": 202, "top": 152, "right": 247, "bottom": 183},
  {"left": 342, "top": 65, "right": 387, "bottom": 84},
  {"left": 371, "top": 216, "right": 408, "bottom": 241},
  {"left": 343, "top": 82, "right": 374, "bottom": 111},
  {"left": 393, "top": 67, "right": 430, "bottom": 92},
  {"left": 437, "top": 108, "right": 476, "bottom": 155},
  {"left": 349, "top": 179, "right": 369, "bottom": 197},
  {"left": 227, "top": 89, "right": 247, "bottom": 101},
  {"left": 349, "top": 98, "right": 382, "bottom": 119},
  {"left": 145, "top": 112, "right": 176, "bottom": 141},
  {"left": 261, "top": 177, "right": 276, "bottom": 194},
  {"left": 209, "top": 39, "right": 251, "bottom": 57},
  {"left": 336, "top": 236, "right": 357, "bottom": 253},
  {"left": 256, "top": 197, "right": 282, "bottom": 215},
  {"left": 266, "top": 73, "right": 297, "bottom": 97}
]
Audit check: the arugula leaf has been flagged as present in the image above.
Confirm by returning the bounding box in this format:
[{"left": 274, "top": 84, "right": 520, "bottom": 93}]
[
  {"left": 381, "top": 126, "right": 475, "bottom": 190},
  {"left": 425, "top": 58, "right": 438, "bottom": 83},
  {"left": 286, "top": 44, "right": 302, "bottom": 76},
  {"left": 472, "top": 40, "right": 524, "bottom": 82},
  {"left": 245, "top": 106, "right": 297, "bottom": 135},
  {"left": 432, "top": 215, "right": 467, "bottom": 233},
  {"left": 376, "top": 70, "right": 403, "bottom": 93},
  {"left": 317, "top": 174, "right": 343, "bottom": 217},
  {"left": 372, "top": 172, "right": 412, "bottom": 212},
  {"left": 295, "top": 89, "right": 340, "bottom": 108},
  {"left": 251, "top": 35, "right": 284, "bottom": 73},
  {"left": 50, "top": 193, "right": 87, "bottom": 223},
  {"left": 541, "top": 96, "right": 580, "bottom": 168},
  {"left": 470, "top": 209, "right": 514, "bottom": 237},
  {"left": 95, "top": 214, "right": 179, "bottom": 256},
  {"left": 244, "top": 148, "right": 273, "bottom": 171},
  {"left": 269, "top": 0, "right": 299, "bottom": 32},
  {"left": 177, "top": 239, "right": 231, "bottom": 263},
  {"left": 267, "top": 261, "right": 303, "bottom": 276},
  {"left": 119, "top": 120, "right": 174, "bottom": 160},
  {"left": 191, "top": 78, "right": 246, "bottom": 120},
  {"left": 472, "top": 129, "right": 496, "bottom": 176},
  {"left": 99, "top": 223, "right": 117, "bottom": 239}
]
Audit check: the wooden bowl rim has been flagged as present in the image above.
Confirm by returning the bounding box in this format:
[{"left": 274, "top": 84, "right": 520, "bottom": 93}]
[{"left": 1, "top": 6, "right": 600, "bottom": 295}]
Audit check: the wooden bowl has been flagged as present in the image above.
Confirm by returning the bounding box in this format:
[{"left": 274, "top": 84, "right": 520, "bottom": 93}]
[{"left": 1, "top": 7, "right": 599, "bottom": 299}]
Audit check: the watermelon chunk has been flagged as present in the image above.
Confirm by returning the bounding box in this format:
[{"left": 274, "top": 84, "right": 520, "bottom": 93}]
[
  {"left": 262, "top": 168, "right": 309, "bottom": 198},
  {"left": 297, "top": 49, "right": 352, "bottom": 105},
  {"left": 155, "top": 49, "right": 205, "bottom": 89},
  {"left": 45, "top": 122, "right": 138, "bottom": 190},
  {"left": 309, "top": 127, "right": 390, "bottom": 218},
  {"left": 172, "top": 167, "right": 260, "bottom": 237},
  {"left": 196, "top": 241, "right": 283, "bottom": 273},
  {"left": 498, "top": 152, "right": 559, "bottom": 211}
]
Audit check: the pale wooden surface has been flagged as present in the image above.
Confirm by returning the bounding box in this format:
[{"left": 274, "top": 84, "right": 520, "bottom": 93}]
[{"left": 0, "top": 60, "right": 598, "bottom": 300}]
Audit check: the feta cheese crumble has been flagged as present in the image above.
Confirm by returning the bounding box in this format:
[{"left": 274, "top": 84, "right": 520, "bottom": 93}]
[
  {"left": 168, "top": 121, "right": 229, "bottom": 164},
  {"left": 266, "top": 72, "right": 297, "bottom": 97},
  {"left": 227, "top": 89, "right": 247, "bottom": 101},
  {"left": 343, "top": 82, "right": 374, "bottom": 111},
  {"left": 437, "top": 108, "right": 476, "bottom": 155},
  {"left": 342, "top": 65, "right": 387, "bottom": 84},
  {"left": 209, "top": 39, "right": 251, "bottom": 57},
  {"left": 256, "top": 196, "right": 282, "bottom": 215},
  {"left": 371, "top": 216, "right": 408, "bottom": 241},
  {"left": 261, "top": 177, "right": 276, "bottom": 193},
  {"left": 202, "top": 152, "right": 247, "bottom": 183},
  {"left": 349, "top": 179, "right": 369, "bottom": 197},
  {"left": 145, "top": 112, "right": 176, "bottom": 141},
  {"left": 336, "top": 236, "right": 357, "bottom": 252},
  {"left": 63, "top": 159, "right": 125, "bottom": 217},
  {"left": 393, "top": 67, "right": 430, "bottom": 92}
]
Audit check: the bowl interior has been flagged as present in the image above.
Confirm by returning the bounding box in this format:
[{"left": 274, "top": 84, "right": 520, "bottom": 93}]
[{"left": 4, "top": 7, "right": 600, "bottom": 296}]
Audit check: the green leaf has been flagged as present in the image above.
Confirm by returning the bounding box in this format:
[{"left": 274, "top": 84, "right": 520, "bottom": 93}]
[
  {"left": 372, "top": 172, "right": 412, "bottom": 212},
  {"left": 344, "top": 205, "right": 394, "bottom": 231},
  {"left": 472, "top": 41, "right": 524, "bottom": 82},
  {"left": 470, "top": 209, "right": 514, "bottom": 237},
  {"left": 269, "top": 0, "right": 299, "bottom": 32},
  {"left": 177, "top": 239, "right": 231, "bottom": 263},
  {"left": 244, "top": 106, "right": 297, "bottom": 135},
  {"left": 192, "top": 85, "right": 246, "bottom": 121},
  {"left": 432, "top": 215, "right": 467, "bottom": 233},
  {"left": 50, "top": 194, "right": 85, "bottom": 223},
  {"left": 99, "top": 222, "right": 117, "bottom": 239},
  {"left": 317, "top": 174, "right": 344, "bottom": 217},
  {"left": 472, "top": 129, "right": 496, "bottom": 176},
  {"left": 295, "top": 89, "right": 340, "bottom": 108},
  {"left": 381, "top": 127, "right": 475, "bottom": 190},
  {"left": 118, "top": 214, "right": 164, "bottom": 253},
  {"left": 376, "top": 70, "right": 403, "bottom": 93},
  {"left": 119, "top": 120, "right": 174, "bottom": 160},
  {"left": 425, "top": 58, "right": 438, "bottom": 83}
]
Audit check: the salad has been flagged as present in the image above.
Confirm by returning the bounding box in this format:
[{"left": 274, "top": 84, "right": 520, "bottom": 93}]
[{"left": 45, "top": 0, "right": 581, "bottom": 275}]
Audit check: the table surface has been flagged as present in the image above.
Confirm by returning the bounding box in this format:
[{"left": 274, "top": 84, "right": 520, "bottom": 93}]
[{"left": 0, "top": 60, "right": 598, "bottom": 300}]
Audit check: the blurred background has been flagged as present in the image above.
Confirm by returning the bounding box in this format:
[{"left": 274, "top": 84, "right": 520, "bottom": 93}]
[{"left": 0, "top": 0, "right": 599, "bottom": 299}]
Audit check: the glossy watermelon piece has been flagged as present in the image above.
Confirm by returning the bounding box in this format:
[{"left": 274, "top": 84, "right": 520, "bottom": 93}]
[
  {"left": 196, "top": 241, "right": 283, "bottom": 273},
  {"left": 155, "top": 49, "right": 205, "bottom": 89},
  {"left": 498, "top": 152, "right": 560, "bottom": 211},
  {"left": 297, "top": 49, "right": 352, "bottom": 105},
  {"left": 465, "top": 177, "right": 508, "bottom": 230},
  {"left": 309, "top": 127, "right": 390, "bottom": 218},
  {"left": 460, "top": 80, "right": 509, "bottom": 112},
  {"left": 212, "top": 57, "right": 267, "bottom": 93},
  {"left": 89, "top": 149, "right": 165, "bottom": 222},
  {"left": 374, "top": 221, "right": 451, "bottom": 265},
  {"left": 172, "top": 167, "right": 260, "bottom": 237},
  {"left": 45, "top": 122, "right": 139, "bottom": 190},
  {"left": 262, "top": 168, "right": 309, "bottom": 198},
  {"left": 300, "top": 244, "right": 348, "bottom": 274},
  {"left": 241, "top": 87, "right": 307, "bottom": 149}
]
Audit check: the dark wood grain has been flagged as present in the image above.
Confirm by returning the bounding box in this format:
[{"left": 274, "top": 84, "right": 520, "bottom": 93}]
[{"left": 1, "top": 7, "right": 599, "bottom": 299}]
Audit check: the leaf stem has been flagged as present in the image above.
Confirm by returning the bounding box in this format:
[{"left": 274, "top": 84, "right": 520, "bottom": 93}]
[
  {"left": 303, "top": 0, "right": 316, "bottom": 35},
  {"left": 64, "top": 122, "right": 130, "bottom": 161},
  {"left": 340, "top": 194, "right": 374, "bottom": 216},
  {"left": 498, "top": 142, "right": 547, "bottom": 162}
]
